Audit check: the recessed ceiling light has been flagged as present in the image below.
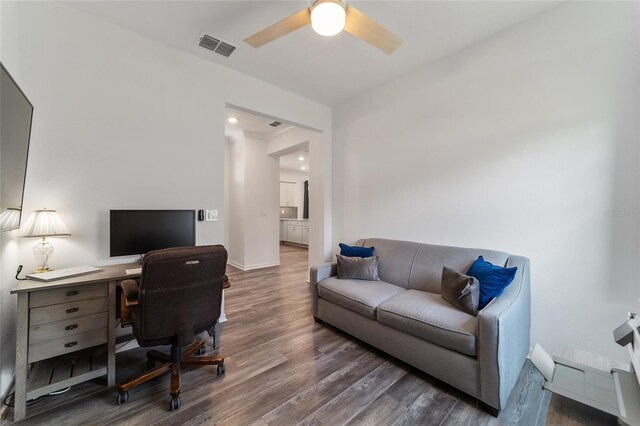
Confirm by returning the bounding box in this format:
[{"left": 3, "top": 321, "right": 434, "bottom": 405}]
[
  {"left": 227, "top": 117, "right": 238, "bottom": 124},
  {"left": 298, "top": 156, "right": 305, "bottom": 161},
  {"left": 301, "top": 166, "right": 307, "bottom": 170}
]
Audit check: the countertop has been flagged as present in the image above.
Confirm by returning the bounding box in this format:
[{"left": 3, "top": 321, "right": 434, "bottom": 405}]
[{"left": 280, "top": 218, "right": 309, "bottom": 221}]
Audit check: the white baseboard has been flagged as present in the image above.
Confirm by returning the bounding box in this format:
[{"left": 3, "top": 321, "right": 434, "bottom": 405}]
[
  {"left": 228, "top": 260, "right": 280, "bottom": 271},
  {"left": 227, "top": 260, "right": 244, "bottom": 270}
]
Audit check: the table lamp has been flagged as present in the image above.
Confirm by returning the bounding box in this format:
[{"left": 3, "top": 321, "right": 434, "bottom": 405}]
[
  {"left": 20, "top": 208, "right": 71, "bottom": 273},
  {"left": 0, "top": 208, "right": 21, "bottom": 232}
]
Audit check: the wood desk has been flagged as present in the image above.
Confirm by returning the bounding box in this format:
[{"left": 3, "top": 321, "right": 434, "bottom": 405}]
[
  {"left": 11, "top": 264, "right": 230, "bottom": 421},
  {"left": 10, "top": 264, "right": 141, "bottom": 421}
]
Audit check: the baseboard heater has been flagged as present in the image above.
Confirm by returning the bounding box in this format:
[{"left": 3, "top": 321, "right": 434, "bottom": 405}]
[{"left": 530, "top": 310, "right": 640, "bottom": 426}]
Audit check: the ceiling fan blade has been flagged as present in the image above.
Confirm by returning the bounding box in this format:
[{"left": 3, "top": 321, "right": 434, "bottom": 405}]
[
  {"left": 344, "top": 5, "right": 403, "bottom": 55},
  {"left": 244, "top": 8, "right": 311, "bottom": 48}
]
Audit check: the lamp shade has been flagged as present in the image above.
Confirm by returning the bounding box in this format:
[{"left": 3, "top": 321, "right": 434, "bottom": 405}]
[
  {"left": 20, "top": 209, "right": 70, "bottom": 238},
  {"left": 0, "top": 208, "right": 21, "bottom": 231},
  {"left": 311, "top": 0, "right": 346, "bottom": 36}
]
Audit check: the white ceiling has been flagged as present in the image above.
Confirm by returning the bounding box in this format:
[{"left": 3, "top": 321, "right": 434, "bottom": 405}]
[
  {"left": 225, "top": 106, "right": 293, "bottom": 138},
  {"left": 66, "top": 1, "right": 560, "bottom": 106},
  {"left": 280, "top": 150, "right": 310, "bottom": 173},
  {"left": 225, "top": 106, "right": 310, "bottom": 171}
]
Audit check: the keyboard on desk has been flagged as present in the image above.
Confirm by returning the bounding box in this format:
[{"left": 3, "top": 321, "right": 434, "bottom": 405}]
[{"left": 125, "top": 267, "right": 141, "bottom": 275}]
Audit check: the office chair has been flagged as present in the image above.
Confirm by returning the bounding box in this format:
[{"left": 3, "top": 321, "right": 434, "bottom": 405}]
[{"left": 116, "top": 245, "right": 228, "bottom": 411}]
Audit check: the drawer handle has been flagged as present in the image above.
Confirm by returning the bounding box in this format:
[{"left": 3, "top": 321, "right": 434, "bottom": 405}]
[
  {"left": 64, "top": 341, "right": 78, "bottom": 348},
  {"left": 65, "top": 324, "right": 79, "bottom": 331},
  {"left": 66, "top": 307, "right": 79, "bottom": 314},
  {"left": 66, "top": 290, "right": 79, "bottom": 296}
]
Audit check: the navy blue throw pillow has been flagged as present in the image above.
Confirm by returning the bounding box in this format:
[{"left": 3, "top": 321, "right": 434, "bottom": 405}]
[
  {"left": 466, "top": 256, "right": 517, "bottom": 310},
  {"left": 339, "top": 243, "right": 375, "bottom": 258}
]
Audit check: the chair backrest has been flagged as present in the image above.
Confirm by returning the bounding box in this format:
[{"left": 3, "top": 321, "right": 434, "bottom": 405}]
[{"left": 137, "top": 245, "right": 228, "bottom": 346}]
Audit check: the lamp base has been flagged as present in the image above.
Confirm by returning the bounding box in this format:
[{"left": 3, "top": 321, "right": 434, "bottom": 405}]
[
  {"left": 31, "top": 267, "right": 51, "bottom": 274},
  {"left": 33, "top": 238, "right": 54, "bottom": 273}
]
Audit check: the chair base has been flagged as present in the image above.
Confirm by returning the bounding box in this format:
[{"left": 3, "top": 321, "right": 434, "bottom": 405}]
[{"left": 116, "top": 339, "right": 225, "bottom": 410}]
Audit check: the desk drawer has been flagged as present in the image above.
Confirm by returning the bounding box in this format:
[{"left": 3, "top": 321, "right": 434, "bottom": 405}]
[
  {"left": 30, "top": 297, "right": 108, "bottom": 326},
  {"left": 30, "top": 282, "right": 107, "bottom": 308},
  {"left": 29, "top": 312, "right": 108, "bottom": 345},
  {"left": 28, "top": 328, "right": 107, "bottom": 363}
]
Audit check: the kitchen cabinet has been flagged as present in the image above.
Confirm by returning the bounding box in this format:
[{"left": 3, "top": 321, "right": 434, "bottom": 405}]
[
  {"left": 287, "top": 223, "right": 302, "bottom": 244},
  {"left": 280, "top": 182, "right": 296, "bottom": 207},
  {"left": 280, "top": 221, "right": 288, "bottom": 242},
  {"left": 280, "top": 220, "right": 309, "bottom": 246}
]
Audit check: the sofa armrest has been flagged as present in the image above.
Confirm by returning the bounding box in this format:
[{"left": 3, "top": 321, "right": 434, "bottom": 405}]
[
  {"left": 311, "top": 262, "right": 337, "bottom": 285},
  {"left": 477, "top": 255, "right": 531, "bottom": 410},
  {"left": 309, "top": 262, "right": 337, "bottom": 317}
]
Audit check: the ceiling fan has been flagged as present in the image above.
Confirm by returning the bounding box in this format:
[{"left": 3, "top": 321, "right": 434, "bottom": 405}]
[{"left": 244, "top": 0, "right": 403, "bottom": 55}]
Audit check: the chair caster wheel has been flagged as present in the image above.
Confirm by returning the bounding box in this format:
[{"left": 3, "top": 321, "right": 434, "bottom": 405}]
[
  {"left": 217, "top": 363, "right": 226, "bottom": 375},
  {"left": 116, "top": 391, "right": 129, "bottom": 405},
  {"left": 170, "top": 396, "right": 181, "bottom": 411},
  {"left": 197, "top": 346, "right": 206, "bottom": 355},
  {"left": 146, "top": 358, "right": 156, "bottom": 369}
]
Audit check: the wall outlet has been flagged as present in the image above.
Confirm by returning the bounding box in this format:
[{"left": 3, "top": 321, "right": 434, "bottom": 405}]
[{"left": 205, "top": 210, "right": 218, "bottom": 222}]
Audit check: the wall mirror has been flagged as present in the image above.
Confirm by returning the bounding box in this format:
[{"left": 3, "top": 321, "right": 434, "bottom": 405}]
[{"left": 0, "top": 62, "right": 33, "bottom": 231}]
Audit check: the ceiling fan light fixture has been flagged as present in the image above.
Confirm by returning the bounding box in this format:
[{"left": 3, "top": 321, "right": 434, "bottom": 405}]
[{"left": 311, "top": 0, "right": 346, "bottom": 37}]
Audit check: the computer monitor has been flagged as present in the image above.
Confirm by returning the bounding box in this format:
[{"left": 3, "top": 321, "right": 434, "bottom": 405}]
[{"left": 110, "top": 210, "right": 196, "bottom": 257}]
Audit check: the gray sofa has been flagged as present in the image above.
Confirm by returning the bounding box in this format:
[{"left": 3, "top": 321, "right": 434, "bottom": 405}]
[{"left": 309, "top": 238, "right": 530, "bottom": 415}]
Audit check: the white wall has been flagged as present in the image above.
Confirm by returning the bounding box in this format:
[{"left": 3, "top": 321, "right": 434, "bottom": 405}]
[
  {"left": 0, "top": 0, "right": 331, "bottom": 396},
  {"left": 226, "top": 131, "right": 280, "bottom": 270},
  {"left": 333, "top": 1, "right": 640, "bottom": 361},
  {"left": 225, "top": 131, "right": 246, "bottom": 268},
  {"left": 244, "top": 134, "right": 280, "bottom": 268},
  {"left": 2, "top": 1, "right": 331, "bottom": 269},
  {"left": 226, "top": 129, "right": 281, "bottom": 270}
]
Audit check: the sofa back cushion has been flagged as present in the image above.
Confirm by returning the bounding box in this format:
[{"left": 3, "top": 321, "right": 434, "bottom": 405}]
[
  {"left": 356, "top": 238, "right": 510, "bottom": 294},
  {"left": 357, "top": 238, "right": 421, "bottom": 289},
  {"left": 409, "top": 244, "right": 510, "bottom": 294}
]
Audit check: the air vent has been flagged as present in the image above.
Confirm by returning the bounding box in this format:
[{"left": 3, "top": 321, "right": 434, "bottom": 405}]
[
  {"left": 198, "top": 33, "right": 236, "bottom": 58},
  {"left": 269, "top": 121, "right": 282, "bottom": 127},
  {"left": 199, "top": 34, "right": 220, "bottom": 52},
  {"left": 215, "top": 42, "right": 236, "bottom": 57}
]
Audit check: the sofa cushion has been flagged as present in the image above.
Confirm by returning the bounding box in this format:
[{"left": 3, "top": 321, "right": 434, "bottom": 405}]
[
  {"left": 336, "top": 255, "right": 380, "bottom": 280},
  {"left": 467, "top": 256, "right": 518, "bottom": 310},
  {"left": 317, "top": 277, "right": 406, "bottom": 320},
  {"left": 377, "top": 290, "right": 478, "bottom": 356},
  {"left": 339, "top": 243, "right": 375, "bottom": 258},
  {"left": 440, "top": 266, "right": 480, "bottom": 316},
  {"left": 358, "top": 238, "right": 421, "bottom": 288},
  {"left": 407, "top": 244, "right": 511, "bottom": 294}
]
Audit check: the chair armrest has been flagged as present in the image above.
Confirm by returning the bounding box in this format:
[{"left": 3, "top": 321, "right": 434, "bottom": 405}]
[
  {"left": 477, "top": 255, "right": 531, "bottom": 410},
  {"left": 121, "top": 279, "right": 140, "bottom": 307},
  {"left": 309, "top": 262, "right": 337, "bottom": 317}
]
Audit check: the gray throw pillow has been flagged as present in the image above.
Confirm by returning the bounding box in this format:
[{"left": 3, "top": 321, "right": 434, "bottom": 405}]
[
  {"left": 336, "top": 255, "right": 380, "bottom": 281},
  {"left": 441, "top": 266, "right": 480, "bottom": 316}
]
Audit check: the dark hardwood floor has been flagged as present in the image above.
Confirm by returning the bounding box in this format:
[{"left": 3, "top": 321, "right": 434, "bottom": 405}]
[{"left": 6, "top": 244, "right": 608, "bottom": 425}]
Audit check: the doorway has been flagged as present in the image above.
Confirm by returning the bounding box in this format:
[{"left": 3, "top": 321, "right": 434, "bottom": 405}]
[
  {"left": 278, "top": 147, "right": 310, "bottom": 263},
  {"left": 223, "top": 105, "right": 318, "bottom": 271}
]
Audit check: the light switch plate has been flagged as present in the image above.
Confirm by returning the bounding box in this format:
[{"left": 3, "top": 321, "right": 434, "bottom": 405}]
[{"left": 205, "top": 210, "right": 218, "bottom": 222}]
